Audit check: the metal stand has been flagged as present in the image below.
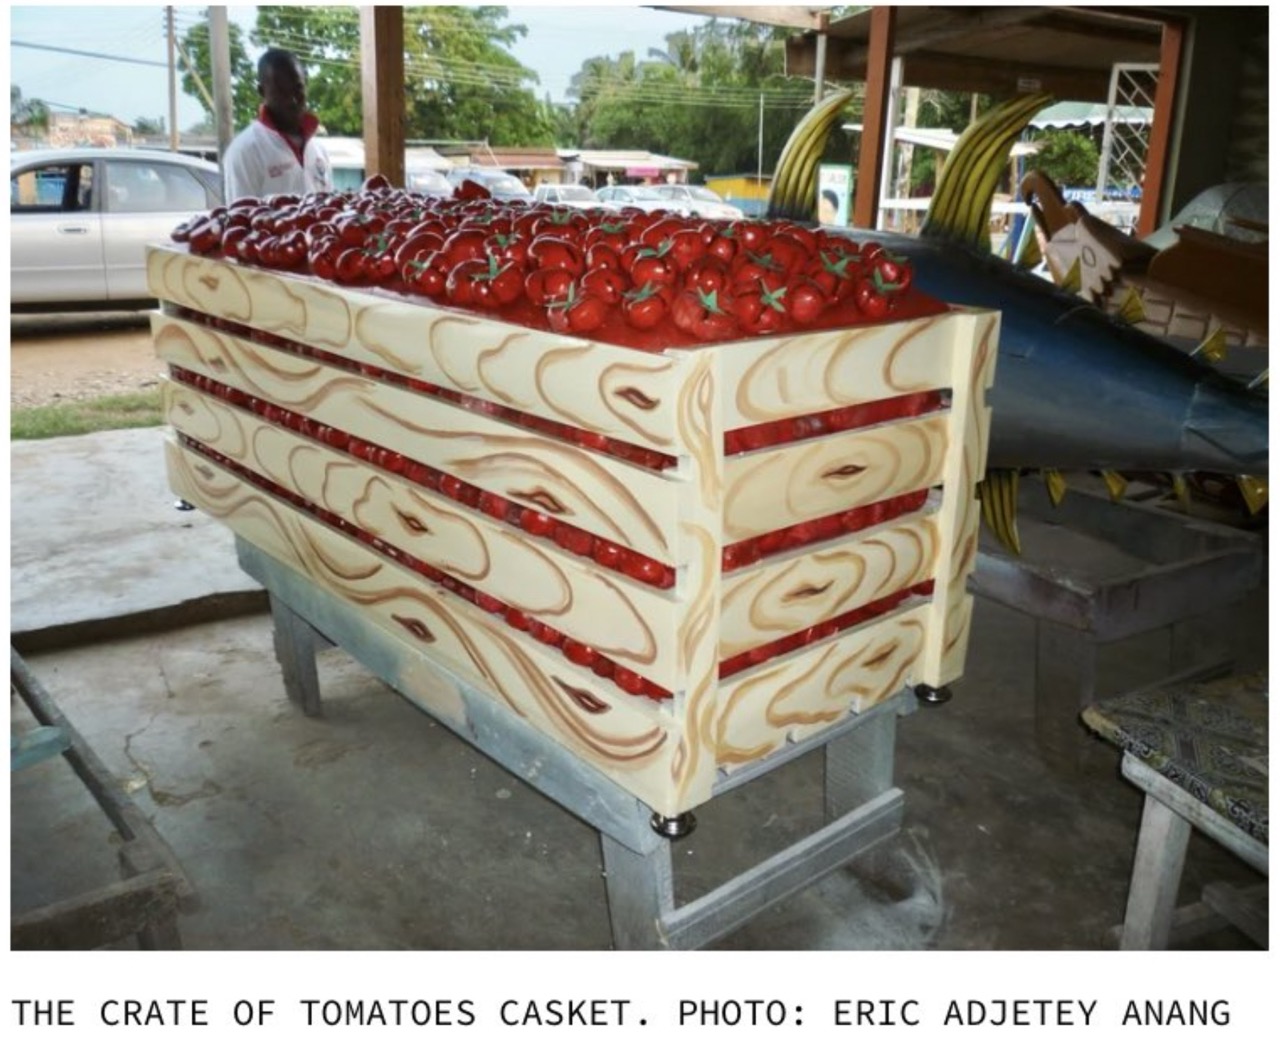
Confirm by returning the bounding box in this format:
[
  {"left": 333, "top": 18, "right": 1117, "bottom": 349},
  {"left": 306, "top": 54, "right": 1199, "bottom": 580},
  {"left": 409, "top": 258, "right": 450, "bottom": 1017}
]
[
  {"left": 970, "top": 483, "right": 1262, "bottom": 770},
  {"left": 236, "top": 537, "right": 912, "bottom": 950}
]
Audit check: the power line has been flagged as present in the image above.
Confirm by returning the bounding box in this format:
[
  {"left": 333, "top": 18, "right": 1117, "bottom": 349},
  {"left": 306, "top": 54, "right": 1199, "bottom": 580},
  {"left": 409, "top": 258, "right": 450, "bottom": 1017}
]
[{"left": 12, "top": 39, "right": 168, "bottom": 69}]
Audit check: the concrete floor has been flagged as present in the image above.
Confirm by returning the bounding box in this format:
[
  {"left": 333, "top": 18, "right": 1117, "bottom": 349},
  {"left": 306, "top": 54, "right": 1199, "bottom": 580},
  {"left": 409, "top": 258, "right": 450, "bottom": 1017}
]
[{"left": 10, "top": 428, "right": 1269, "bottom": 952}]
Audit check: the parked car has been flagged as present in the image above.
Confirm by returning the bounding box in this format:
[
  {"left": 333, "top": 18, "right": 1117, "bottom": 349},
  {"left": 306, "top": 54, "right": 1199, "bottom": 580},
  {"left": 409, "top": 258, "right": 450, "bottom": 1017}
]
[
  {"left": 645, "top": 183, "right": 744, "bottom": 220},
  {"left": 533, "top": 183, "right": 615, "bottom": 211},
  {"left": 445, "top": 166, "right": 534, "bottom": 203},
  {"left": 406, "top": 167, "right": 454, "bottom": 198},
  {"left": 10, "top": 147, "right": 223, "bottom": 311},
  {"left": 594, "top": 184, "right": 669, "bottom": 212}
]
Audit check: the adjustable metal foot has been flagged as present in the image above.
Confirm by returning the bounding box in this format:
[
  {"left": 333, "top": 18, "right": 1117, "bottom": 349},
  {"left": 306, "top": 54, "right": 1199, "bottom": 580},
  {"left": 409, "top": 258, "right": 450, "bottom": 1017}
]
[
  {"left": 650, "top": 811, "right": 696, "bottom": 839},
  {"left": 173, "top": 499, "right": 196, "bottom": 512},
  {"left": 914, "top": 683, "right": 952, "bottom": 705}
]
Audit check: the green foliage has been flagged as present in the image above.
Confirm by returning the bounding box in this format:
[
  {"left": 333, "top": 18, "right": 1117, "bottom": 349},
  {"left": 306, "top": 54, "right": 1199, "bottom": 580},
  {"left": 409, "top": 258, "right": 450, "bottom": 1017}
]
[
  {"left": 1028, "top": 129, "right": 1100, "bottom": 188},
  {"left": 11, "top": 391, "right": 164, "bottom": 441},
  {"left": 11, "top": 85, "right": 50, "bottom": 134},
  {"left": 178, "top": 19, "right": 259, "bottom": 129},
  {"left": 249, "top": 5, "right": 552, "bottom": 144},
  {"left": 133, "top": 116, "right": 166, "bottom": 136},
  {"left": 568, "top": 20, "right": 819, "bottom": 180}
]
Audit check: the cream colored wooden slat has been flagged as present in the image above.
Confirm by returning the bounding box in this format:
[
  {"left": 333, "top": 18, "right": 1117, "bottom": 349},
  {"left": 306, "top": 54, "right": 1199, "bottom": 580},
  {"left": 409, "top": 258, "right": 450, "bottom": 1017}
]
[
  {"left": 147, "top": 246, "right": 686, "bottom": 454},
  {"left": 164, "top": 380, "right": 684, "bottom": 688},
  {"left": 714, "top": 603, "right": 931, "bottom": 766},
  {"left": 154, "top": 313, "right": 681, "bottom": 563},
  {"left": 165, "top": 439, "right": 689, "bottom": 813},
  {"left": 718, "top": 514, "right": 939, "bottom": 659},
  {"left": 917, "top": 309, "right": 1000, "bottom": 687},
  {"left": 722, "top": 415, "right": 948, "bottom": 542},
  {"left": 715, "top": 312, "right": 963, "bottom": 430},
  {"left": 665, "top": 348, "right": 725, "bottom": 810}
]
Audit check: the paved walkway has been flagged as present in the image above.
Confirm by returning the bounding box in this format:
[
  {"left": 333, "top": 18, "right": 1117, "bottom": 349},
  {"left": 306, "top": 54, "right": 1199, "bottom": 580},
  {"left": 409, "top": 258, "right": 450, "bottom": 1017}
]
[{"left": 9, "top": 427, "right": 264, "bottom": 648}]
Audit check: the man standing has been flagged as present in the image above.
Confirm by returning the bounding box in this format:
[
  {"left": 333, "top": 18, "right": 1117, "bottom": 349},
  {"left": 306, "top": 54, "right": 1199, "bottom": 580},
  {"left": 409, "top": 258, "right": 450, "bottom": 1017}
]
[{"left": 223, "top": 48, "right": 331, "bottom": 200}]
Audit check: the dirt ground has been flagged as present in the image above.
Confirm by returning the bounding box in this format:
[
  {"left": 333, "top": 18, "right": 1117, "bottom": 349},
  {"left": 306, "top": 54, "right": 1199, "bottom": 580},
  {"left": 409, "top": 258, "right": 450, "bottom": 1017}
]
[{"left": 9, "top": 313, "right": 163, "bottom": 408}]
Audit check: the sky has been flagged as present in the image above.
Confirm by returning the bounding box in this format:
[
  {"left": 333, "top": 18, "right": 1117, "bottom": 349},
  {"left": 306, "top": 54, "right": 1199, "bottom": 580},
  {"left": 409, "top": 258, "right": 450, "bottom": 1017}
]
[{"left": 7, "top": 2, "right": 713, "bottom": 132}]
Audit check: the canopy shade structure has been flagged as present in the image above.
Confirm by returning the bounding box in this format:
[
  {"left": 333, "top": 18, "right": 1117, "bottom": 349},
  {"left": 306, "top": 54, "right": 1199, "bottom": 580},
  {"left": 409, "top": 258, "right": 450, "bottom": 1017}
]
[
  {"left": 844, "top": 124, "right": 1042, "bottom": 157},
  {"left": 784, "top": 6, "right": 1163, "bottom": 102},
  {"left": 1031, "top": 101, "right": 1153, "bottom": 129}
]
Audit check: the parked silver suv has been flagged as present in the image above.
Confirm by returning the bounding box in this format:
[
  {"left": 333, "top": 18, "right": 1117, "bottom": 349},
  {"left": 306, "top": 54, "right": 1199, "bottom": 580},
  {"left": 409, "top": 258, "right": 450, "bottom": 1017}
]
[{"left": 11, "top": 147, "right": 222, "bottom": 311}]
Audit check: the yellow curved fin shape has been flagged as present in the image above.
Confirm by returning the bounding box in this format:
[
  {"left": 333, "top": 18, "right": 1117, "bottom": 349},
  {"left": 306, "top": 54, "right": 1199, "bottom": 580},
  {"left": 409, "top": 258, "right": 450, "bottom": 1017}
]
[
  {"left": 1237, "top": 475, "right": 1268, "bottom": 515},
  {"left": 1171, "top": 473, "right": 1191, "bottom": 511},
  {"left": 978, "top": 469, "right": 1022, "bottom": 555},
  {"left": 1117, "top": 286, "right": 1146, "bottom": 325},
  {"left": 1192, "top": 327, "right": 1228, "bottom": 364},
  {"left": 1101, "top": 470, "right": 1128, "bottom": 501},
  {"left": 921, "top": 92, "right": 1054, "bottom": 251},
  {"left": 765, "top": 89, "right": 857, "bottom": 223},
  {"left": 1060, "top": 257, "right": 1082, "bottom": 294},
  {"left": 1042, "top": 468, "right": 1067, "bottom": 506}
]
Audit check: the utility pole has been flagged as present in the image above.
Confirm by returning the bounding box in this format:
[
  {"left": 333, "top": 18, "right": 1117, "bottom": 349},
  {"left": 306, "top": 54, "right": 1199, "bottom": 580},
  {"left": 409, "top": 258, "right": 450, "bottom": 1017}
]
[
  {"left": 166, "top": 6, "right": 178, "bottom": 151},
  {"left": 757, "top": 92, "right": 764, "bottom": 188},
  {"left": 210, "top": 7, "right": 233, "bottom": 165}
]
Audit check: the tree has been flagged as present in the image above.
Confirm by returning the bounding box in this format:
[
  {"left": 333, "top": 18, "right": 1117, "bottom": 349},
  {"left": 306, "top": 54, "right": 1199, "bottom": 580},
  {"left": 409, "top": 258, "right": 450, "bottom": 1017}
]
[
  {"left": 1028, "top": 129, "right": 1100, "bottom": 188},
  {"left": 11, "top": 85, "right": 50, "bottom": 138},
  {"left": 178, "top": 16, "right": 259, "bottom": 130},
  {"left": 568, "top": 19, "right": 817, "bottom": 180},
  {"left": 134, "top": 116, "right": 166, "bottom": 137},
  {"left": 251, "top": 5, "right": 551, "bottom": 144}
]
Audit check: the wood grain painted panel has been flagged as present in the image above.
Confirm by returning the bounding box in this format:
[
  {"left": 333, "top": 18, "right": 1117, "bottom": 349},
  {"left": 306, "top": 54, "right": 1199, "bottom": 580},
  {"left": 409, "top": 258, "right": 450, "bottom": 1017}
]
[
  {"left": 718, "top": 515, "right": 938, "bottom": 658},
  {"left": 164, "top": 380, "right": 684, "bottom": 686},
  {"left": 147, "top": 247, "right": 689, "bottom": 454},
  {"left": 722, "top": 415, "right": 948, "bottom": 541},
  {"left": 718, "top": 312, "right": 962, "bottom": 429},
  {"left": 165, "top": 438, "right": 687, "bottom": 811},
  {"left": 154, "top": 314, "right": 682, "bottom": 562},
  {"left": 715, "top": 604, "right": 930, "bottom": 763}
]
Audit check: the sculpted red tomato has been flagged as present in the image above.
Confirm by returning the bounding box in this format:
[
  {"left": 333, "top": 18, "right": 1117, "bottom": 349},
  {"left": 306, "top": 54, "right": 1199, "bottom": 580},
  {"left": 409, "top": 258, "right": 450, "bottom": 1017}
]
[
  {"left": 683, "top": 257, "right": 731, "bottom": 296},
  {"left": 621, "top": 282, "right": 670, "bottom": 330},
  {"left": 854, "top": 274, "right": 891, "bottom": 319},
  {"left": 580, "top": 267, "right": 628, "bottom": 306},
  {"left": 666, "top": 229, "right": 705, "bottom": 271},
  {"left": 672, "top": 287, "right": 738, "bottom": 342},
  {"left": 440, "top": 228, "right": 489, "bottom": 268},
  {"left": 785, "top": 277, "right": 830, "bottom": 325},
  {"left": 547, "top": 286, "right": 608, "bottom": 335},
  {"left": 528, "top": 235, "right": 585, "bottom": 276},
  {"left": 806, "top": 248, "right": 862, "bottom": 300},
  {"left": 731, "top": 283, "right": 787, "bottom": 336},
  {"left": 525, "top": 267, "right": 575, "bottom": 306}
]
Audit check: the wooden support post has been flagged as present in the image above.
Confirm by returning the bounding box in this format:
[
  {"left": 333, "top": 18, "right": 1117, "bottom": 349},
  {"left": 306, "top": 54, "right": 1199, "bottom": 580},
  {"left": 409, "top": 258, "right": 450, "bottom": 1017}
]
[
  {"left": 360, "top": 5, "right": 405, "bottom": 187},
  {"left": 853, "top": 6, "right": 896, "bottom": 230},
  {"left": 270, "top": 593, "right": 324, "bottom": 717},
  {"left": 1137, "top": 17, "right": 1185, "bottom": 237}
]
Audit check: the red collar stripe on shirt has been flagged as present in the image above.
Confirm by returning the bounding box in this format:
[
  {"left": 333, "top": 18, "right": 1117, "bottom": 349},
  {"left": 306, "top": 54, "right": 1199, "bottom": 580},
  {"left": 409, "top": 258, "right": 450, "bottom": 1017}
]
[{"left": 257, "top": 104, "right": 320, "bottom": 167}]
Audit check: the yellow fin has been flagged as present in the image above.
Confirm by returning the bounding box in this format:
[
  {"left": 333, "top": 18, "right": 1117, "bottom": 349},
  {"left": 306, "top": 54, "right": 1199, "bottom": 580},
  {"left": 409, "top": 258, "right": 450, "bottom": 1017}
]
[
  {"left": 1191, "top": 327, "right": 1227, "bottom": 364},
  {"left": 1237, "top": 475, "right": 1268, "bottom": 515},
  {"left": 1060, "top": 257, "right": 1082, "bottom": 294},
  {"left": 978, "top": 470, "right": 1022, "bottom": 555},
  {"left": 1041, "top": 468, "right": 1067, "bottom": 506},
  {"left": 1101, "top": 470, "right": 1128, "bottom": 501},
  {"left": 1171, "top": 473, "right": 1191, "bottom": 511},
  {"left": 1016, "top": 229, "right": 1043, "bottom": 269},
  {"left": 1116, "top": 285, "right": 1146, "bottom": 325}
]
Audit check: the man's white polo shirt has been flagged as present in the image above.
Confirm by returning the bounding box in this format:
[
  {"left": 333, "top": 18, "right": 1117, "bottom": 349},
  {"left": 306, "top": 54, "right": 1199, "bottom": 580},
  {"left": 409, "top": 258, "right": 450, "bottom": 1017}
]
[{"left": 223, "top": 109, "right": 332, "bottom": 200}]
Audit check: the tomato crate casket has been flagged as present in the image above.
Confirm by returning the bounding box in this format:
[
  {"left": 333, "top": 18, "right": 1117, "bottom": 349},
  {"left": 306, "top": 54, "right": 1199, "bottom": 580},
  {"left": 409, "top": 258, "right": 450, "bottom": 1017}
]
[{"left": 147, "top": 244, "right": 998, "bottom": 818}]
